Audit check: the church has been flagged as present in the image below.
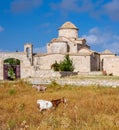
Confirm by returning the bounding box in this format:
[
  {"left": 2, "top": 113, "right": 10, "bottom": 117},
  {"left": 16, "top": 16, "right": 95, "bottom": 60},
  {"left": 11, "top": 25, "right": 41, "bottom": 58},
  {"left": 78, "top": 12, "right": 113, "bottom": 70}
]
[{"left": 0, "top": 21, "right": 119, "bottom": 80}]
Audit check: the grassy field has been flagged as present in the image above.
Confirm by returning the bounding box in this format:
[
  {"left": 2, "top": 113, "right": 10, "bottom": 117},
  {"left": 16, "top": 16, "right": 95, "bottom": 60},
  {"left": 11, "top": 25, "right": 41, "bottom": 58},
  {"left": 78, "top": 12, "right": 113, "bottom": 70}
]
[{"left": 0, "top": 80, "right": 119, "bottom": 130}]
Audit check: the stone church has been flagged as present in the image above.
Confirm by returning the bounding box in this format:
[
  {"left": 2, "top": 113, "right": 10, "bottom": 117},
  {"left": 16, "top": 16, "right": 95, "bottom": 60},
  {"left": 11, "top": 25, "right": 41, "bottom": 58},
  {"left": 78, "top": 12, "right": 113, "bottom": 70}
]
[{"left": 0, "top": 21, "right": 119, "bottom": 80}]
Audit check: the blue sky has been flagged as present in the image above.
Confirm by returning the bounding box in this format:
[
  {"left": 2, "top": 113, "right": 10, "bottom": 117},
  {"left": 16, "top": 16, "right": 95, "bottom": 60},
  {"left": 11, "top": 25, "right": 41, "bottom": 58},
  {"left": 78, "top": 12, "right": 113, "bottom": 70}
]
[{"left": 0, "top": 0, "right": 119, "bottom": 54}]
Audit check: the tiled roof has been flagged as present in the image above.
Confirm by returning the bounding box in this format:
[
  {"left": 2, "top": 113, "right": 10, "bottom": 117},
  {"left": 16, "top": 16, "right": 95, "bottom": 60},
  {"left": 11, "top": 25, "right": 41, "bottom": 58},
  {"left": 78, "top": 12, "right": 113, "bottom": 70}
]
[{"left": 59, "top": 21, "right": 78, "bottom": 29}]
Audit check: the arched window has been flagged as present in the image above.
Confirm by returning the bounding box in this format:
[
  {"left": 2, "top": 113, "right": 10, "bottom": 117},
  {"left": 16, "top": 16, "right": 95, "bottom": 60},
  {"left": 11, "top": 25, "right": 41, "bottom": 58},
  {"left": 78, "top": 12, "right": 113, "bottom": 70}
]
[{"left": 26, "top": 47, "right": 30, "bottom": 58}]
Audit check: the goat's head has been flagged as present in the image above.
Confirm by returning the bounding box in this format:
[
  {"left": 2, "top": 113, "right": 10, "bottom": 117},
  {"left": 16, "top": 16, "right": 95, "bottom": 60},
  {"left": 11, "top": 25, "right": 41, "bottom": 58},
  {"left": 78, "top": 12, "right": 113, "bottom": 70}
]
[{"left": 61, "top": 97, "right": 67, "bottom": 104}]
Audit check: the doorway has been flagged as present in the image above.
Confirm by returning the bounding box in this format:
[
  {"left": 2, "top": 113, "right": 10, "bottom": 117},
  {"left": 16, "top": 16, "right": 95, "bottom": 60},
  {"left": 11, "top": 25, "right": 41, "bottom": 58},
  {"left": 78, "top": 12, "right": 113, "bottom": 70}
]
[{"left": 3, "top": 58, "right": 20, "bottom": 80}]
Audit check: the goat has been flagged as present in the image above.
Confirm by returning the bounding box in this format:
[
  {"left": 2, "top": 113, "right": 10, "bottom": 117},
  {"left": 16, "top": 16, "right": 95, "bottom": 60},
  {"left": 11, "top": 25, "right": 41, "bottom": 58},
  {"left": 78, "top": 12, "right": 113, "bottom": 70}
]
[
  {"left": 32, "top": 84, "right": 47, "bottom": 92},
  {"left": 37, "top": 97, "right": 67, "bottom": 113},
  {"left": 51, "top": 97, "right": 67, "bottom": 108}
]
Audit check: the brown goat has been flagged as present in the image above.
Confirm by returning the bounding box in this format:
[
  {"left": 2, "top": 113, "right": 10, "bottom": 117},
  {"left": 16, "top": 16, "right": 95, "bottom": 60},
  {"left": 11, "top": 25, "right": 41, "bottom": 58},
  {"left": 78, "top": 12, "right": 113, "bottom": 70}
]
[{"left": 51, "top": 97, "right": 67, "bottom": 109}]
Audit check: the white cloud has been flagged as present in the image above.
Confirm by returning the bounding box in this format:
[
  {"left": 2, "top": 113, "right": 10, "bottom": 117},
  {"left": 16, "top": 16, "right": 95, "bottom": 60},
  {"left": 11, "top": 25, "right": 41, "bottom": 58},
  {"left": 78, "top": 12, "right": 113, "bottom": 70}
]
[
  {"left": 83, "top": 34, "right": 98, "bottom": 44},
  {"left": 50, "top": 0, "right": 119, "bottom": 21},
  {"left": 50, "top": 0, "right": 94, "bottom": 15},
  {"left": 113, "top": 35, "right": 119, "bottom": 40},
  {"left": 83, "top": 27, "right": 119, "bottom": 54},
  {"left": 103, "top": 0, "right": 119, "bottom": 21},
  {"left": 105, "top": 42, "right": 119, "bottom": 54},
  {"left": 83, "top": 27, "right": 112, "bottom": 45},
  {"left": 89, "top": 27, "right": 100, "bottom": 34},
  {"left": 0, "top": 26, "right": 4, "bottom": 32},
  {"left": 11, "top": 0, "right": 42, "bottom": 13}
]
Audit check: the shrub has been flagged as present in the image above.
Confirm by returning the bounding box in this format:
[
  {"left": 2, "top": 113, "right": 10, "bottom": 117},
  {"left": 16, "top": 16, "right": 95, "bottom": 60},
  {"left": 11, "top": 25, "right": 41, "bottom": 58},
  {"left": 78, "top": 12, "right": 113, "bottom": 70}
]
[
  {"left": 9, "top": 89, "right": 16, "bottom": 95},
  {"left": 8, "top": 67, "right": 16, "bottom": 80},
  {"left": 8, "top": 119, "right": 16, "bottom": 129},
  {"left": 52, "top": 54, "right": 74, "bottom": 71},
  {"left": 52, "top": 61, "right": 60, "bottom": 71},
  {"left": 60, "top": 54, "right": 74, "bottom": 71}
]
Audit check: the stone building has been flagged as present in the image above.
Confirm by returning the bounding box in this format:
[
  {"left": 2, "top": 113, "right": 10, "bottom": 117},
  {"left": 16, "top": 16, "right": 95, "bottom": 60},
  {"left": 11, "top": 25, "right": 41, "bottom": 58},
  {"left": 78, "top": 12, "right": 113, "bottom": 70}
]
[{"left": 0, "top": 21, "right": 118, "bottom": 80}]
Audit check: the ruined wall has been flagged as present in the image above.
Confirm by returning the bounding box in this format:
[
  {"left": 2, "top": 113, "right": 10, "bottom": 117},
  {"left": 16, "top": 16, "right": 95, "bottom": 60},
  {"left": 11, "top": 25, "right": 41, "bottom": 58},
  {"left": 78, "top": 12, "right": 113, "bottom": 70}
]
[
  {"left": 71, "top": 55, "right": 91, "bottom": 72},
  {"left": 34, "top": 53, "right": 65, "bottom": 70},
  {"left": 0, "top": 52, "right": 34, "bottom": 80},
  {"left": 0, "top": 52, "right": 88, "bottom": 80},
  {"left": 34, "top": 53, "right": 91, "bottom": 73},
  {"left": 100, "top": 54, "right": 115, "bottom": 71},
  {"left": 103, "top": 57, "right": 119, "bottom": 76}
]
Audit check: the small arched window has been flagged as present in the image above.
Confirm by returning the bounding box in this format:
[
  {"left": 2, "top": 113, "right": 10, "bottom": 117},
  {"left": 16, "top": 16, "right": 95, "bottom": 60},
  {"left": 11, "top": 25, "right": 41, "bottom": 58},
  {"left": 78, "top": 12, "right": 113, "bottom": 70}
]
[{"left": 26, "top": 47, "right": 30, "bottom": 58}]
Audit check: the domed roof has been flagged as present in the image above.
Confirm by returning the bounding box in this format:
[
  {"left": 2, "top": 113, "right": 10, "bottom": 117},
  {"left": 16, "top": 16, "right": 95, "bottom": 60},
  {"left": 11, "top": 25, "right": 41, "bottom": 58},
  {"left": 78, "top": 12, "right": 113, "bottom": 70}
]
[
  {"left": 102, "top": 49, "right": 114, "bottom": 54},
  {"left": 59, "top": 21, "right": 78, "bottom": 30}
]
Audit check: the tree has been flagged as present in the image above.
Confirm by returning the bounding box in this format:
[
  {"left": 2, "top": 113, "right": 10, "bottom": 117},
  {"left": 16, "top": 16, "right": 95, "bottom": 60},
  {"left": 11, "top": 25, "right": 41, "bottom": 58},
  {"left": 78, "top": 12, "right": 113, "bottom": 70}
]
[
  {"left": 4, "top": 58, "right": 20, "bottom": 65},
  {"left": 60, "top": 54, "right": 74, "bottom": 71},
  {"left": 51, "top": 61, "right": 60, "bottom": 71},
  {"left": 52, "top": 54, "right": 74, "bottom": 71},
  {"left": 8, "top": 67, "right": 16, "bottom": 80}
]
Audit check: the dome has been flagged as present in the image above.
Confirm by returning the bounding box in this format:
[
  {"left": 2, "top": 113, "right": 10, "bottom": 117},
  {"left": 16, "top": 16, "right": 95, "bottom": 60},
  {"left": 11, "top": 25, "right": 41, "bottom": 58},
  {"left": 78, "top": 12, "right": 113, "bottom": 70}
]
[
  {"left": 59, "top": 21, "right": 78, "bottom": 30},
  {"left": 102, "top": 50, "right": 114, "bottom": 54}
]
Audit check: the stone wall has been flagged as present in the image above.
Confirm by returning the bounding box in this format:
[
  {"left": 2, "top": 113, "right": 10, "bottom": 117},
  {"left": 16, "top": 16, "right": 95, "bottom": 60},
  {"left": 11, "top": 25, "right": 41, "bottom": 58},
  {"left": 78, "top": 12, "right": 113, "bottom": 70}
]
[
  {"left": 47, "top": 42, "right": 67, "bottom": 53},
  {"left": 33, "top": 53, "right": 91, "bottom": 73},
  {"left": 103, "top": 57, "right": 119, "bottom": 76},
  {"left": 100, "top": 54, "right": 115, "bottom": 71},
  {"left": 34, "top": 53, "right": 65, "bottom": 70},
  {"left": 59, "top": 28, "right": 78, "bottom": 38},
  {"left": 0, "top": 52, "right": 34, "bottom": 80},
  {"left": 1, "top": 50, "right": 115, "bottom": 80},
  {"left": 71, "top": 55, "right": 91, "bottom": 72},
  {"left": 28, "top": 76, "right": 119, "bottom": 87},
  {"left": 32, "top": 70, "right": 78, "bottom": 78}
]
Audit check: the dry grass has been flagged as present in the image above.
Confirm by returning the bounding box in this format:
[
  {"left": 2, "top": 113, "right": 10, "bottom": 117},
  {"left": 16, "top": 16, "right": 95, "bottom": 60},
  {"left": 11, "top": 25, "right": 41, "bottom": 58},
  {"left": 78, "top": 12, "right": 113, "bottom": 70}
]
[{"left": 0, "top": 80, "right": 119, "bottom": 130}]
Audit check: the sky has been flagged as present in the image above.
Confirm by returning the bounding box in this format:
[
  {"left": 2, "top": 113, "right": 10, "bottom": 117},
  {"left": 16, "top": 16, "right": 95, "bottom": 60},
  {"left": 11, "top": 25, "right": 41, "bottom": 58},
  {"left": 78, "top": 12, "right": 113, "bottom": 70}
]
[{"left": 0, "top": 0, "right": 119, "bottom": 54}]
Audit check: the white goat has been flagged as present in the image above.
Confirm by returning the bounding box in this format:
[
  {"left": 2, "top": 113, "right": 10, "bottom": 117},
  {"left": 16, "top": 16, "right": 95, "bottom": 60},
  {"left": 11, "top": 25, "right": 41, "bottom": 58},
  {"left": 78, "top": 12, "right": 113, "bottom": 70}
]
[
  {"left": 37, "top": 100, "right": 53, "bottom": 112},
  {"left": 37, "top": 97, "right": 67, "bottom": 113},
  {"left": 32, "top": 84, "right": 47, "bottom": 92}
]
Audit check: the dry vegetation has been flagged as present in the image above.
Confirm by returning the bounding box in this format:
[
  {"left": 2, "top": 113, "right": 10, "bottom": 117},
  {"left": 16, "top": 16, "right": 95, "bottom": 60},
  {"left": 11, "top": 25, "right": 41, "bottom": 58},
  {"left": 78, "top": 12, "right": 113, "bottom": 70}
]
[{"left": 0, "top": 80, "right": 119, "bottom": 130}]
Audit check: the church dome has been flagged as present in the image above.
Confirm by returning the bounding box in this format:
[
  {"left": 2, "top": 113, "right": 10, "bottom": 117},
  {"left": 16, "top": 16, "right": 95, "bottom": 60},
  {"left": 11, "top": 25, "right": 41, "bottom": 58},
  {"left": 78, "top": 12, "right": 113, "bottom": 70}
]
[
  {"left": 59, "top": 21, "right": 78, "bottom": 30},
  {"left": 58, "top": 21, "right": 79, "bottom": 38}
]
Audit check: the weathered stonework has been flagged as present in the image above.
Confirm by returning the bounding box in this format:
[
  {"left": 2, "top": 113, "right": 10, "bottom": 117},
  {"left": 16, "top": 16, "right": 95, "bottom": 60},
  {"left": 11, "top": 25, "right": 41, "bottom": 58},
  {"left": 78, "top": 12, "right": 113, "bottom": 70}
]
[
  {"left": 103, "top": 57, "right": 119, "bottom": 75},
  {"left": 47, "top": 21, "right": 90, "bottom": 54},
  {"left": 0, "top": 21, "right": 118, "bottom": 80},
  {"left": 0, "top": 52, "right": 34, "bottom": 80}
]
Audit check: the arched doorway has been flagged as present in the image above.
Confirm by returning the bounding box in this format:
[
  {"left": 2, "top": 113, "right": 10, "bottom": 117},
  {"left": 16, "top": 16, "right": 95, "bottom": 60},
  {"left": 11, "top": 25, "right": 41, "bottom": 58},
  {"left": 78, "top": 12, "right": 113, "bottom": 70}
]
[{"left": 3, "top": 58, "right": 20, "bottom": 80}]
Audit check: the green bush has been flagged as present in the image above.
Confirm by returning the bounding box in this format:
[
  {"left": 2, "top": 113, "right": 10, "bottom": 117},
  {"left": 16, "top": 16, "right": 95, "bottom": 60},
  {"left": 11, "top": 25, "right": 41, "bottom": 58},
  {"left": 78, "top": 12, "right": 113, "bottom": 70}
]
[
  {"left": 60, "top": 54, "right": 74, "bottom": 71},
  {"left": 8, "top": 119, "right": 16, "bottom": 129},
  {"left": 9, "top": 89, "right": 16, "bottom": 95},
  {"left": 52, "top": 61, "right": 60, "bottom": 71},
  {"left": 8, "top": 67, "right": 16, "bottom": 80},
  {"left": 52, "top": 54, "right": 74, "bottom": 71}
]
